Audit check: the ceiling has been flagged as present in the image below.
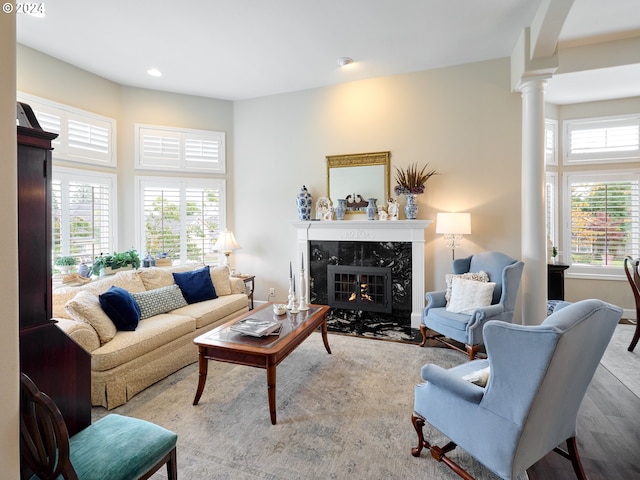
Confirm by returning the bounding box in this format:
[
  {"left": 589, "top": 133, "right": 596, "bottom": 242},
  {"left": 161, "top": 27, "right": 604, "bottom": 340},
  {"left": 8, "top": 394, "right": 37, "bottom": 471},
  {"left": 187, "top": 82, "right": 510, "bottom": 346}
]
[{"left": 16, "top": 0, "right": 640, "bottom": 103}]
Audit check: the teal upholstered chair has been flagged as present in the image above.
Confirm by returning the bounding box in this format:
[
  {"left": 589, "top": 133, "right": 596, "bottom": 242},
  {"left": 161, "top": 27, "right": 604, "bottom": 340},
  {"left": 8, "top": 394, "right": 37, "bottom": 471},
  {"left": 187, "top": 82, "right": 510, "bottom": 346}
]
[
  {"left": 20, "top": 373, "right": 178, "bottom": 480},
  {"left": 420, "top": 251, "right": 524, "bottom": 360},
  {"left": 412, "top": 299, "right": 622, "bottom": 480}
]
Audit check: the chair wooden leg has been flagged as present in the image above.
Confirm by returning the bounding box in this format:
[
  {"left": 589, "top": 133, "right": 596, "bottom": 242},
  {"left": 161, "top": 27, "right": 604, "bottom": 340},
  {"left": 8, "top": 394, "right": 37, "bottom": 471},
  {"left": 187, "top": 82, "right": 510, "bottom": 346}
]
[
  {"left": 553, "top": 437, "right": 587, "bottom": 480},
  {"left": 566, "top": 437, "right": 587, "bottom": 480},
  {"left": 419, "top": 324, "right": 428, "bottom": 347},
  {"left": 411, "top": 413, "right": 430, "bottom": 456},
  {"left": 412, "top": 414, "right": 476, "bottom": 480},
  {"left": 167, "top": 447, "right": 178, "bottom": 480},
  {"left": 465, "top": 344, "right": 479, "bottom": 361},
  {"left": 628, "top": 321, "right": 640, "bottom": 352}
]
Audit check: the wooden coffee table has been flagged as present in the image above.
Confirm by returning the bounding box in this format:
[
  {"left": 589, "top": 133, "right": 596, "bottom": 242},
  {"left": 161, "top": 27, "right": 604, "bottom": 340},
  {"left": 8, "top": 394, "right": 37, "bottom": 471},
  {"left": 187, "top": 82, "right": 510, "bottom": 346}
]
[{"left": 192, "top": 303, "right": 331, "bottom": 424}]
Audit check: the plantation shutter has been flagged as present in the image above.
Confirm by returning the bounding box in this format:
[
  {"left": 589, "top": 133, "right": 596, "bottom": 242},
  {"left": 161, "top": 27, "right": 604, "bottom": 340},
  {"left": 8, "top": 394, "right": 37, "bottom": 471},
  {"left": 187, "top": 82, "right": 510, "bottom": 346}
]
[
  {"left": 139, "top": 128, "right": 181, "bottom": 168},
  {"left": 66, "top": 113, "right": 111, "bottom": 162},
  {"left": 566, "top": 117, "right": 640, "bottom": 163},
  {"left": 140, "top": 179, "right": 224, "bottom": 264},
  {"left": 136, "top": 125, "right": 225, "bottom": 173},
  {"left": 18, "top": 93, "right": 116, "bottom": 166},
  {"left": 569, "top": 177, "right": 640, "bottom": 267},
  {"left": 52, "top": 170, "right": 115, "bottom": 265}
]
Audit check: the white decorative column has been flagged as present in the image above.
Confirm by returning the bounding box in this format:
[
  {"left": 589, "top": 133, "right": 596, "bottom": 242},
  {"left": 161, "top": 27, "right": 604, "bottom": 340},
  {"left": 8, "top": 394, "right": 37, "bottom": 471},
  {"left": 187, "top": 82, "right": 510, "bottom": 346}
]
[{"left": 519, "top": 77, "right": 549, "bottom": 325}]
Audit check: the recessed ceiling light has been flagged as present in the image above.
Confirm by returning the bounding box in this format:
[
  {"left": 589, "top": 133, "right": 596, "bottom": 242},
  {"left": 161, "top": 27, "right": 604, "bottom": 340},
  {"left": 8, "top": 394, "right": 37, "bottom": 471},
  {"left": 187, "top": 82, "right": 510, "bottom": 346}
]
[
  {"left": 147, "top": 68, "right": 162, "bottom": 77},
  {"left": 337, "top": 57, "right": 354, "bottom": 67}
]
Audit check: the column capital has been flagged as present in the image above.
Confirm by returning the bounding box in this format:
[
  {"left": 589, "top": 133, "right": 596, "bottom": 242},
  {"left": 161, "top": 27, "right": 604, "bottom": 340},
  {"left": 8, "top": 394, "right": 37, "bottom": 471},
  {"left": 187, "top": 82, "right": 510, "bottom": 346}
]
[{"left": 515, "top": 75, "right": 550, "bottom": 95}]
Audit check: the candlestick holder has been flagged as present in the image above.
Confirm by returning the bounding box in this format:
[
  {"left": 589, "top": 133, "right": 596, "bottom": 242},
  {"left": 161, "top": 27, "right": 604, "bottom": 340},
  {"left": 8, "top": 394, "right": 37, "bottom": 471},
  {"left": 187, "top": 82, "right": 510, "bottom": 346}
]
[
  {"left": 287, "top": 277, "right": 297, "bottom": 311},
  {"left": 297, "top": 267, "right": 309, "bottom": 311}
]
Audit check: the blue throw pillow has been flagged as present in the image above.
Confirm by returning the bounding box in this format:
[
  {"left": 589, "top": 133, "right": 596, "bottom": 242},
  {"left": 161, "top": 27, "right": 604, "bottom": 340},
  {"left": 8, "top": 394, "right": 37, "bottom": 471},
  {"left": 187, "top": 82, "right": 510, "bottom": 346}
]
[
  {"left": 98, "top": 286, "right": 141, "bottom": 331},
  {"left": 172, "top": 266, "right": 217, "bottom": 304}
]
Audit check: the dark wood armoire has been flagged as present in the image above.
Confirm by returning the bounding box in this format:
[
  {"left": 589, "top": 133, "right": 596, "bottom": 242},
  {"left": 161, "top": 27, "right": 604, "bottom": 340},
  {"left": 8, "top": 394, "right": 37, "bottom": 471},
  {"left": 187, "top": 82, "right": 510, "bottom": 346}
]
[{"left": 17, "top": 102, "right": 91, "bottom": 437}]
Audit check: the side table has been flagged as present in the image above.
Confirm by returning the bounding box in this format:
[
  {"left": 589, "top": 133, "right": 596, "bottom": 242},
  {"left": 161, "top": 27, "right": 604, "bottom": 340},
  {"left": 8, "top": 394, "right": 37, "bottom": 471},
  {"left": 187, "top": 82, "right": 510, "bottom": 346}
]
[
  {"left": 547, "top": 263, "right": 569, "bottom": 300},
  {"left": 234, "top": 274, "right": 255, "bottom": 310}
]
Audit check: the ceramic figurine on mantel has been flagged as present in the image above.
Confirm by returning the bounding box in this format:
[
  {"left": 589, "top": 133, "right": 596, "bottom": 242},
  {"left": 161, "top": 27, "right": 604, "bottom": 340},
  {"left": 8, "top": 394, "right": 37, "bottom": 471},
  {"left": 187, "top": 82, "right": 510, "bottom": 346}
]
[
  {"left": 387, "top": 197, "right": 399, "bottom": 220},
  {"left": 394, "top": 162, "right": 439, "bottom": 220},
  {"left": 296, "top": 185, "right": 313, "bottom": 221},
  {"left": 335, "top": 198, "right": 347, "bottom": 220},
  {"left": 366, "top": 198, "right": 377, "bottom": 220}
]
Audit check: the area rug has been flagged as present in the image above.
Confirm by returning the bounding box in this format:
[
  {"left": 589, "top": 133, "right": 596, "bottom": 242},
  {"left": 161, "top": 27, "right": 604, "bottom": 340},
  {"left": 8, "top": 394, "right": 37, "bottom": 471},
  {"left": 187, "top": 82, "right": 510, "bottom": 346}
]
[{"left": 93, "top": 333, "right": 500, "bottom": 480}]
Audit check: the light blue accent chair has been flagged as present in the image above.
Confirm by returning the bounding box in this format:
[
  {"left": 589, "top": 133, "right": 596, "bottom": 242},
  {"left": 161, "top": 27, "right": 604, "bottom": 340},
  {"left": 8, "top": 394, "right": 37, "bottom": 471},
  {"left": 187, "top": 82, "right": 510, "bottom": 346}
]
[
  {"left": 411, "top": 299, "right": 623, "bottom": 480},
  {"left": 20, "top": 373, "right": 178, "bottom": 480},
  {"left": 420, "top": 251, "right": 524, "bottom": 360}
]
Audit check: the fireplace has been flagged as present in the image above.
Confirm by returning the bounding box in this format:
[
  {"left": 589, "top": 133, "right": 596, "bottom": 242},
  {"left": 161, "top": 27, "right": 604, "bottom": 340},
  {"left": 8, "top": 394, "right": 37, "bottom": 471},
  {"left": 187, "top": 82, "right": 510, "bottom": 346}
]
[
  {"left": 327, "top": 265, "right": 392, "bottom": 313},
  {"left": 293, "top": 219, "right": 432, "bottom": 330}
]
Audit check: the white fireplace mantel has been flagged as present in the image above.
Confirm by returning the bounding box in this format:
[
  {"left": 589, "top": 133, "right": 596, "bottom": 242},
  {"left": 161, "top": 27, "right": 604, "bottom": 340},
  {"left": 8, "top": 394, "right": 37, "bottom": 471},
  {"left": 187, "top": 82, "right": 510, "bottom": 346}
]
[{"left": 292, "top": 220, "right": 432, "bottom": 328}]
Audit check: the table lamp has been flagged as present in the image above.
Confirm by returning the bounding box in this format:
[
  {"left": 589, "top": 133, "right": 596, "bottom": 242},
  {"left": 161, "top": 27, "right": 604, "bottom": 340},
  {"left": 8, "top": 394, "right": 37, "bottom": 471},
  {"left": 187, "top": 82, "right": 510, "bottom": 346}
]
[
  {"left": 214, "top": 229, "right": 241, "bottom": 270},
  {"left": 436, "top": 212, "right": 471, "bottom": 260}
]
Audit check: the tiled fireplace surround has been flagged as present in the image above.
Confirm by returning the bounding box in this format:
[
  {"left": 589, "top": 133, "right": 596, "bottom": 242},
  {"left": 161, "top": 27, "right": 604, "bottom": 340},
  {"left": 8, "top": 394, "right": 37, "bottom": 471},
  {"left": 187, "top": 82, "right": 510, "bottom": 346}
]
[{"left": 293, "top": 220, "right": 432, "bottom": 330}]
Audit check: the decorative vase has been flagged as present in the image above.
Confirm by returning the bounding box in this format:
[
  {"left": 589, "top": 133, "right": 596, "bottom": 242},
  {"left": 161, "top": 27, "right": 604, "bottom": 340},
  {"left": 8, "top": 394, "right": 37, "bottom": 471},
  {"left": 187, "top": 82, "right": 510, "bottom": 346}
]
[
  {"left": 404, "top": 193, "right": 419, "bottom": 220},
  {"left": 366, "top": 198, "right": 377, "bottom": 220},
  {"left": 77, "top": 263, "right": 90, "bottom": 278},
  {"left": 335, "top": 198, "right": 347, "bottom": 220},
  {"left": 296, "top": 185, "right": 313, "bottom": 221}
]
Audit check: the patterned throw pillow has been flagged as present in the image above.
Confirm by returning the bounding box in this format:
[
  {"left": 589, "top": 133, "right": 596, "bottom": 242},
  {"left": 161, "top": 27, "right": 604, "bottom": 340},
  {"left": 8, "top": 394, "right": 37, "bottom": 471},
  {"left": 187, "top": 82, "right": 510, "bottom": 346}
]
[
  {"left": 131, "top": 284, "right": 188, "bottom": 320},
  {"left": 445, "top": 271, "right": 489, "bottom": 304},
  {"left": 446, "top": 277, "right": 496, "bottom": 314}
]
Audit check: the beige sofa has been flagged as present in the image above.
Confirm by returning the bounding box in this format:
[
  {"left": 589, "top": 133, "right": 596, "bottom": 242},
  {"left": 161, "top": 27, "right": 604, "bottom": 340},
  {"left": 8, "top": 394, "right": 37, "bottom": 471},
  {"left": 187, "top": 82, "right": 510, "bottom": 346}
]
[{"left": 52, "top": 264, "right": 249, "bottom": 409}]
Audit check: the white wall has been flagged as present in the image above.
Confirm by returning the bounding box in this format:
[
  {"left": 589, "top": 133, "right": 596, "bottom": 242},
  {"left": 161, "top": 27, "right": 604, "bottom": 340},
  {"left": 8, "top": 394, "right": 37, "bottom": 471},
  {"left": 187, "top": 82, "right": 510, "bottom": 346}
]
[
  {"left": 16, "top": 45, "right": 636, "bottom": 322},
  {"left": 233, "top": 58, "right": 524, "bottom": 306},
  {"left": 1, "top": 12, "right": 20, "bottom": 477}
]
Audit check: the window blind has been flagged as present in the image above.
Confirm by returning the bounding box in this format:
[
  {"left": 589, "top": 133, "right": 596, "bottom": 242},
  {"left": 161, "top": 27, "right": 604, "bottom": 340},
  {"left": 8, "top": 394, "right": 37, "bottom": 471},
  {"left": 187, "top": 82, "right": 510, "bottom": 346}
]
[
  {"left": 136, "top": 124, "right": 225, "bottom": 173},
  {"left": 18, "top": 93, "right": 116, "bottom": 166},
  {"left": 566, "top": 116, "right": 640, "bottom": 163},
  {"left": 569, "top": 177, "right": 640, "bottom": 268},
  {"left": 52, "top": 170, "right": 115, "bottom": 266},
  {"left": 139, "top": 178, "right": 224, "bottom": 264}
]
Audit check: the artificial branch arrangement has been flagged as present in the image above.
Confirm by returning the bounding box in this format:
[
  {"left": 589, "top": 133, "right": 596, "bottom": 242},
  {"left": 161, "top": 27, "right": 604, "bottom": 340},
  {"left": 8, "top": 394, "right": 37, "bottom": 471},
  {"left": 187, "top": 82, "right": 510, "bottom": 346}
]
[{"left": 394, "top": 162, "right": 439, "bottom": 195}]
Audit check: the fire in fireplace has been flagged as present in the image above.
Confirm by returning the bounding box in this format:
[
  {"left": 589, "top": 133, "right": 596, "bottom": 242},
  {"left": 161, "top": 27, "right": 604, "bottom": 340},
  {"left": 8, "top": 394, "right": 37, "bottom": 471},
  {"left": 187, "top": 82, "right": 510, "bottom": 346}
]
[{"left": 327, "top": 265, "right": 392, "bottom": 313}]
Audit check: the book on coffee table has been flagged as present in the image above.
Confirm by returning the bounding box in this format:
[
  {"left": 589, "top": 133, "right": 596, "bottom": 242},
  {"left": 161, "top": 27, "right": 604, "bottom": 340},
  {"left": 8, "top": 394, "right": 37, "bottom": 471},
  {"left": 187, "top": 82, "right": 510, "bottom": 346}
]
[{"left": 230, "top": 318, "right": 282, "bottom": 337}]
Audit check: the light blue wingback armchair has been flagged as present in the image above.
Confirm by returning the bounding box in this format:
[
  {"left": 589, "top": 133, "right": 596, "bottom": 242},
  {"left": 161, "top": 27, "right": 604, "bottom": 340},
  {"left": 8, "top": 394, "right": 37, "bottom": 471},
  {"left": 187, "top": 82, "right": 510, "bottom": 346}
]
[
  {"left": 420, "top": 251, "right": 524, "bottom": 359},
  {"left": 412, "top": 299, "right": 623, "bottom": 480}
]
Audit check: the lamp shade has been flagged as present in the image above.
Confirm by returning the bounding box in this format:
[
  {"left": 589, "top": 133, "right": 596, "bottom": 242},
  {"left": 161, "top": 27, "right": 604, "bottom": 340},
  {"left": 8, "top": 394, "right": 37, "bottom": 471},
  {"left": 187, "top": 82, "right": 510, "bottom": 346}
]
[
  {"left": 435, "top": 212, "right": 471, "bottom": 235},
  {"left": 213, "top": 229, "right": 241, "bottom": 253}
]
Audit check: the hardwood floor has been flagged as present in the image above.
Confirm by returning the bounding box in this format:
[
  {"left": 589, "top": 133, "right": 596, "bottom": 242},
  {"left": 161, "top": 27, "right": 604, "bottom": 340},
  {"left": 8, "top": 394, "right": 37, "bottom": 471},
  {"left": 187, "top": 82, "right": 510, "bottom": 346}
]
[{"left": 528, "top": 364, "right": 640, "bottom": 479}]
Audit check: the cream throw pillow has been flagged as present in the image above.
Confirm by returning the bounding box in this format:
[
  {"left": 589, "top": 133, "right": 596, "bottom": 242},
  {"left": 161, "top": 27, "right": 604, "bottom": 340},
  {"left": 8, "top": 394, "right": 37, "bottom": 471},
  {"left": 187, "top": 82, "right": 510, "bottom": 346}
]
[
  {"left": 445, "top": 271, "right": 489, "bottom": 304},
  {"left": 446, "top": 277, "right": 496, "bottom": 314},
  {"left": 210, "top": 265, "right": 232, "bottom": 296},
  {"left": 64, "top": 290, "right": 117, "bottom": 344},
  {"left": 462, "top": 366, "right": 491, "bottom": 387}
]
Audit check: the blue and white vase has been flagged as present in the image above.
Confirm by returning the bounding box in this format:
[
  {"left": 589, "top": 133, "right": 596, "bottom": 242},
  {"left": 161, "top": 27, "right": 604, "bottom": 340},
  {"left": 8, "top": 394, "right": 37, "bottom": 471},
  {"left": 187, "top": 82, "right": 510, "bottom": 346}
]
[
  {"left": 335, "top": 198, "right": 347, "bottom": 220},
  {"left": 366, "top": 198, "right": 377, "bottom": 220},
  {"left": 296, "top": 185, "right": 313, "bottom": 221},
  {"left": 404, "top": 194, "right": 419, "bottom": 220}
]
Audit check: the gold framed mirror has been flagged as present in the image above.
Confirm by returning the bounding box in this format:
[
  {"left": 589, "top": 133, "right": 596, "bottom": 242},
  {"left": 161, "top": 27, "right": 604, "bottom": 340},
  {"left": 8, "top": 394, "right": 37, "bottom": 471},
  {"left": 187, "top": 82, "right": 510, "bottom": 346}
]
[{"left": 326, "top": 151, "right": 390, "bottom": 215}]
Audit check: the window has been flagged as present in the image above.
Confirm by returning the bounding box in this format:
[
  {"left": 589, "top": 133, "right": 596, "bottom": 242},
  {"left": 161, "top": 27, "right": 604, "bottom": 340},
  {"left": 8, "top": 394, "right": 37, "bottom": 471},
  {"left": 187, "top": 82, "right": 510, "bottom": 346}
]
[
  {"left": 52, "top": 167, "right": 117, "bottom": 265},
  {"left": 545, "top": 172, "right": 558, "bottom": 245},
  {"left": 545, "top": 120, "right": 558, "bottom": 165},
  {"left": 135, "top": 124, "right": 225, "bottom": 173},
  {"left": 136, "top": 177, "right": 225, "bottom": 265},
  {"left": 17, "top": 92, "right": 116, "bottom": 166},
  {"left": 565, "top": 115, "right": 640, "bottom": 164},
  {"left": 566, "top": 172, "right": 640, "bottom": 276}
]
